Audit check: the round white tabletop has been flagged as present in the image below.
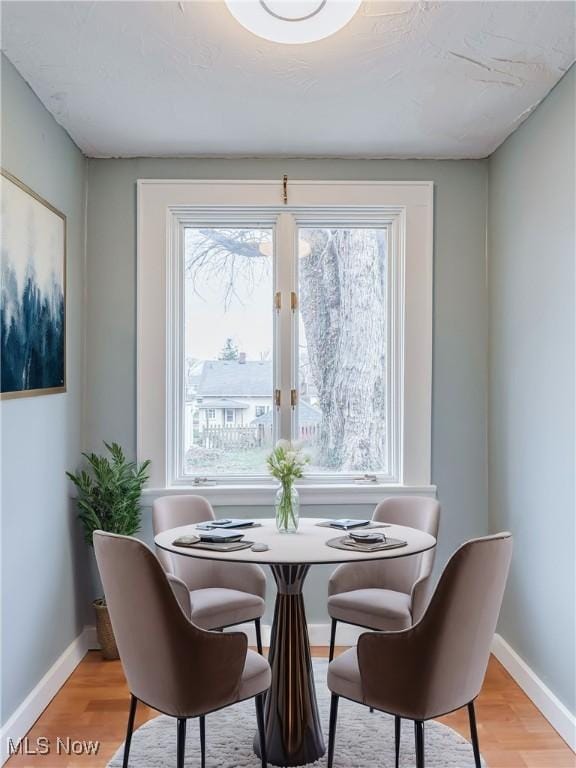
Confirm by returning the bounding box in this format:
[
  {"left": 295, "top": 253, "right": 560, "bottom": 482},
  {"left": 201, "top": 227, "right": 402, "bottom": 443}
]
[{"left": 154, "top": 517, "right": 436, "bottom": 566}]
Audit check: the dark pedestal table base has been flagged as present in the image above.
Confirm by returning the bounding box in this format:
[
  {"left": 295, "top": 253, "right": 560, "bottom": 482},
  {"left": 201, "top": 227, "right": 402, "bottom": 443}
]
[{"left": 254, "top": 564, "right": 325, "bottom": 766}]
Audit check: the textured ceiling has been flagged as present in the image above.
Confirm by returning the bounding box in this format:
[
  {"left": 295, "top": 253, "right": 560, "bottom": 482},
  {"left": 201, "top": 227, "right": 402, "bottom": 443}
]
[{"left": 2, "top": 1, "right": 574, "bottom": 158}]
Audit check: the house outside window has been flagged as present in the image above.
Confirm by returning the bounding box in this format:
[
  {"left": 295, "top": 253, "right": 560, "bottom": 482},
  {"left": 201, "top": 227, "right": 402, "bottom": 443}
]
[{"left": 138, "top": 180, "right": 433, "bottom": 496}]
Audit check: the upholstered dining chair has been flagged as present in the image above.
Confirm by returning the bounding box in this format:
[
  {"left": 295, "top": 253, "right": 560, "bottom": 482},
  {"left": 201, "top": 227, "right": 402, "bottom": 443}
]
[
  {"left": 93, "top": 531, "right": 271, "bottom": 768},
  {"left": 327, "top": 496, "right": 441, "bottom": 662},
  {"left": 153, "top": 495, "right": 266, "bottom": 654},
  {"left": 327, "top": 532, "right": 513, "bottom": 768}
]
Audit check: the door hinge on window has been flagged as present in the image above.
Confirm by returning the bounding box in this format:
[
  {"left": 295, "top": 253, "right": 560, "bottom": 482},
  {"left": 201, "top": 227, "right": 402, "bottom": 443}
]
[
  {"left": 274, "top": 389, "right": 281, "bottom": 407},
  {"left": 290, "top": 389, "right": 298, "bottom": 407},
  {"left": 274, "top": 292, "right": 281, "bottom": 311},
  {"left": 290, "top": 291, "right": 298, "bottom": 311}
]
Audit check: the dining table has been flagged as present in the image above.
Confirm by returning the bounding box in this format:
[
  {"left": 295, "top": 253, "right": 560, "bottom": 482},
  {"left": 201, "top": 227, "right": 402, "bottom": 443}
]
[{"left": 155, "top": 517, "right": 436, "bottom": 767}]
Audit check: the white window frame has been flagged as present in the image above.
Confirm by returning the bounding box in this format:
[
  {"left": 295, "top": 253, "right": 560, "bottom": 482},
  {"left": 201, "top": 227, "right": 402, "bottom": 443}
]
[{"left": 137, "top": 180, "right": 435, "bottom": 504}]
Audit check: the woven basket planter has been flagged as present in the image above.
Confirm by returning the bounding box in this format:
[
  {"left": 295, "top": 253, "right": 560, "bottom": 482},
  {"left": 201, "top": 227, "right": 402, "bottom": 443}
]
[{"left": 94, "top": 598, "right": 119, "bottom": 660}]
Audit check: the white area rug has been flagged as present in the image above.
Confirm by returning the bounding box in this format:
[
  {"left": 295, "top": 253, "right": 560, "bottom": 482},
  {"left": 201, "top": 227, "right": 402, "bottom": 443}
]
[{"left": 108, "top": 661, "right": 484, "bottom": 767}]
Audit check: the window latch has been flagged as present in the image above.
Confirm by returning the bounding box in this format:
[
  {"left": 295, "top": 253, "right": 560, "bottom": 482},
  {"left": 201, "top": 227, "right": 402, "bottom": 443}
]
[
  {"left": 192, "top": 477, "right": 217, "bottom": 486},
  {"left": 353, "top": 474, "right": 378, "bottom": 484}
]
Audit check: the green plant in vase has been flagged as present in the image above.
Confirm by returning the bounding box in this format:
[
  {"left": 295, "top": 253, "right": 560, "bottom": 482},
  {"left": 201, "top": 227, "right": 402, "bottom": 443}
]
[
  {"left": 267, "top": 440, "right": 309, "bottom": 533},
  {"left": 67, "top": 442, "right": 151, "bottom": 544},
  {"left": 67, "top": 442, "right": 151, "bottom": 659}
]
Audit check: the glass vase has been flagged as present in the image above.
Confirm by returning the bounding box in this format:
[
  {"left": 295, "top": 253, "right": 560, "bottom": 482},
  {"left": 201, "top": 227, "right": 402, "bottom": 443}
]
[{"left": 275, "top": 483, "right": 300, "bottom": 533}]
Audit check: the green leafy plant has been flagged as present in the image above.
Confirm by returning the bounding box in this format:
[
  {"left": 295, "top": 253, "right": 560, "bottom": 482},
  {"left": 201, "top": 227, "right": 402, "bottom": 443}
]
[{"left": 67, "top": 442, "right": 151, "bottom": 546}]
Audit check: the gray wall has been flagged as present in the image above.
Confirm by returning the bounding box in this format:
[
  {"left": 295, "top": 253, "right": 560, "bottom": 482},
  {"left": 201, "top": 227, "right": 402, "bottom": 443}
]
[
  {"left": 0, "top": 57, "right": 88, "bottom": 724},
  {"left": 488, "top": 67, "right": 575, "bottom": 712},
  {"left": 85, "top": 157, "right": 490, "bottom": 619}
]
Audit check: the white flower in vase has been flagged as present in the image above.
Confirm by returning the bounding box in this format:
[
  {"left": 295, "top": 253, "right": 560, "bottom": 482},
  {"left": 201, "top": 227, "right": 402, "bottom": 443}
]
[{"left": 267, "top": 441, "right": 310, "bottom": 533}]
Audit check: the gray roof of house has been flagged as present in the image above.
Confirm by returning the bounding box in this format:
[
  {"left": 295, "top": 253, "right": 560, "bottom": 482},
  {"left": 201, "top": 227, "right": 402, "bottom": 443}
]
[
  {"left": 251, "top": 399, "right": 321, "bottom": 426},
  {"left": 197, "top": 398, "right": 249, "bottom": 409},
  {"left": 197, "top": 360, "right": 272, "bottom": 398}
]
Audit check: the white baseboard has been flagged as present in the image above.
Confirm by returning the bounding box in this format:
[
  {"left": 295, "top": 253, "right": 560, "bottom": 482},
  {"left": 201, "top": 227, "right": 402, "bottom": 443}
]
[
  {"left": 227, "top": 621, "right": 365, "bottom": 648},
  {"left": 84, "top": 625, "right": 99, "bottom": 650},
  {"left": 308, "top": 623, "right": 365, "bottom": 646},
  {"left": 0, "top": 627, "right": 93, "bottom": 766},
  {"left": 491, "top": 633, "right": 576, "bottom": 751}
]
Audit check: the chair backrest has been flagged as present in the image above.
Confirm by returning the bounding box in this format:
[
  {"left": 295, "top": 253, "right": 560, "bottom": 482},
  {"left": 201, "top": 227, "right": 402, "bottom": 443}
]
[
  {"left": 372, "top": 497, "right": 441, "bottom": 592},
  {"left": 152, "top": 495, "right": 266, "bottom": 597},
  {"left": 153, "top": 495, "right": 215, "bottom": 576},
  {"left": 358, "top": 533, "right": 513, "bottom": 719},
  {"left": 328, "top": 496, "right": 441, "bottom": 599},
  {"left": 93, "top": 531, "right": 247, "bottom": 717}
]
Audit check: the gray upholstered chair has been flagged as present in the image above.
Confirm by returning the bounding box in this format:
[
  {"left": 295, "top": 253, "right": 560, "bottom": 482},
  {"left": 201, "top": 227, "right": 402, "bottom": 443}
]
[
  {"left": 327, "top": 532, "right": 513, "bottom": 768},
  {"left": 327, "top": 496, "right": 441, "bottom": 662},
  {"left": 153, "top": 495, "right": 266, "bottom": 654},
  {"left": 93, "top": 531, "right": 271, "bottom": 768}
]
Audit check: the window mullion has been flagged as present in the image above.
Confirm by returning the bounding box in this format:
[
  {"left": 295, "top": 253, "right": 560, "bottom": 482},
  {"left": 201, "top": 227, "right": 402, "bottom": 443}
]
[{"left": 274, "top": 213, "right": 297, "bottom": 443}]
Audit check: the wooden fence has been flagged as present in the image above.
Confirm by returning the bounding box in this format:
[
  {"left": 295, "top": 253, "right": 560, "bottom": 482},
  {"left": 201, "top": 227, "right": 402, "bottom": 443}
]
[{"left": 197, "top": 424, "right": 319, "bottom": 450}]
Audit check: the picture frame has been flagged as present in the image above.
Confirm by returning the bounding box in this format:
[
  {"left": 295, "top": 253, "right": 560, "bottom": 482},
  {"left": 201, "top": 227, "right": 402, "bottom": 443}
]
[{"left": 1, "top": 169, "right": 67, "bottom": 399}]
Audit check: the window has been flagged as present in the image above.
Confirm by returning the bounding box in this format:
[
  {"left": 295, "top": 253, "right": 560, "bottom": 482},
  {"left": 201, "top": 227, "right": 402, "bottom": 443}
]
[
  {"left": 184, "top": 227, "right": 273, "bottom": 475},
  {"left": 297, "top": 226, "right": 390, "bottom": 475},
  {"left": 138, "top": 180, "right": 433, "bottom": 496},
  {"left": 179, "top": 218, "right": 394, "bottom": 480}
]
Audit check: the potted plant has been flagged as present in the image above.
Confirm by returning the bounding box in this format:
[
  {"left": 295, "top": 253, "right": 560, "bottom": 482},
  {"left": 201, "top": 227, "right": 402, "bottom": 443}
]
[
  {"left": 67, "top": 442, "right": 151, "bottom": 659},
  {"left": 267, "top": 440, "right": 309, "bottom": 533}
]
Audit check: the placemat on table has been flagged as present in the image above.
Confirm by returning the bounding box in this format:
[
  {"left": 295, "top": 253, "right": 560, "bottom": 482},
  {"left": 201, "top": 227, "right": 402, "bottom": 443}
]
[
  {"left": 194, "top": 522, "right": 263, "bottom": 530},
  {"left": 316, "top": 521, "right": 391, "bottom": 530},
  {"left": 172, "top": 537, "right": 255, "bottom": 552},
  {"left": 326, "top": 535, "right": 407, "bottom": 553}
]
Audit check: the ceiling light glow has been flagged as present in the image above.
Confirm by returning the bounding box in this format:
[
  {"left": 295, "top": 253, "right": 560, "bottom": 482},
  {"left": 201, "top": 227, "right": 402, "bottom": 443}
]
[{"left": 225, "top": 0, "right": 362, "bottom": 44}]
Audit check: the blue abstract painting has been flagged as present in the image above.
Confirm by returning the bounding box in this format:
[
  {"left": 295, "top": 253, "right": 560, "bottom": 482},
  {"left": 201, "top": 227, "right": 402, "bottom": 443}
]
[{"left": 1, "top": 171, "right": 66, "bottom": 398}]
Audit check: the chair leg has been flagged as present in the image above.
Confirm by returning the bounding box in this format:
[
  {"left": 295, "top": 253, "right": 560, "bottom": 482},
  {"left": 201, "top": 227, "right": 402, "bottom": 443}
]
[
  {"left": 394, "top": 716, "right": 401, "bottom": 768},
  {"left": 468, "top": 702, "right": 482, "bottom": 768},
  {"left": 255, "top": 693, "right": 267, "bottom": 768},
  {"left": 329, "top": 619, "right": 337, "bottom": 662},
  {"left": 176, "top": 718, "right": 187, "bottom": 768},
  {"left": 255, "top": 618, "right": 263, "bottom": 655},
  {"left": 327, "top": 694, "right": 339, "bottom": 768},
  {"left": 122, "top": 695, "right": 138, "bottom": 768},
  {"left": 414, "top": 720, "right": 425, "bottom": 768},
  {"left": 199, "top": 715, "right": 205, "bottom": 768}
]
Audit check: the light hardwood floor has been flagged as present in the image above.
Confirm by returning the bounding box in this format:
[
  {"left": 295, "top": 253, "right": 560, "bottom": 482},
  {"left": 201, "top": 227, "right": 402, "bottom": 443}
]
[{"left": 6, "top": 649, "right": 574, "bottom": 768}]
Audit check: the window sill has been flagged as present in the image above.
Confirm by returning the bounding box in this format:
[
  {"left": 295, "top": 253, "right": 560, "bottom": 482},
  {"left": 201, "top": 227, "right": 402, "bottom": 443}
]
[{"left": 141, "top": 483, "right": 437, "bottom": 507}]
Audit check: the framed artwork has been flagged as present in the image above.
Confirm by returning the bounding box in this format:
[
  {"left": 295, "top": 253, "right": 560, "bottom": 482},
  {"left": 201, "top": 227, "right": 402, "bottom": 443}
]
[{"left": 1, "top": 169, "right": 66, "bottom": 399}]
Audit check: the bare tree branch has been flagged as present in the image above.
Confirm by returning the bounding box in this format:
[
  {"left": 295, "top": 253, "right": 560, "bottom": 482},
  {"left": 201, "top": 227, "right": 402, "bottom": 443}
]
[{"left": 185, "top": 228, "right": 269, "bottom": 308}]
